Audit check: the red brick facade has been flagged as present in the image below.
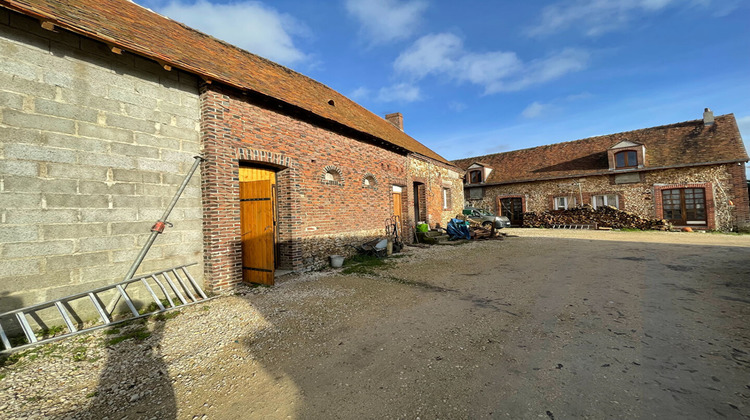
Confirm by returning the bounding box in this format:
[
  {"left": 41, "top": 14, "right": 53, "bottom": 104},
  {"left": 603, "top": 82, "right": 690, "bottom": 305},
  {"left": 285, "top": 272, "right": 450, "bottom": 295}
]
[{"left": 199, "top": 84, "right": 460, "bottom": 290}]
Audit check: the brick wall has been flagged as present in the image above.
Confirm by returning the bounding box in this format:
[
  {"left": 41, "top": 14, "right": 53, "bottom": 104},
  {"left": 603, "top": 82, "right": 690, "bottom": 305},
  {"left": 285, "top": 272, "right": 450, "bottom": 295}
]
[
  {"left": 200, "top": 84, "right": 414, "bottom": 290},
  {"left": 0, "top": 9, "right": 203, "bottom": 311},
  {"left": 465, "top": 164, "right": 743, "bottom": 231}
]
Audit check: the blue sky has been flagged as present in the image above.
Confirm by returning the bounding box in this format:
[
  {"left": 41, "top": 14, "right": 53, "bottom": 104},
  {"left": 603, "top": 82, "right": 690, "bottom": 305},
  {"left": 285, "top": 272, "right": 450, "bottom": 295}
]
[{"left": 134, "top": 0, "right": 750, "bottom": 174}]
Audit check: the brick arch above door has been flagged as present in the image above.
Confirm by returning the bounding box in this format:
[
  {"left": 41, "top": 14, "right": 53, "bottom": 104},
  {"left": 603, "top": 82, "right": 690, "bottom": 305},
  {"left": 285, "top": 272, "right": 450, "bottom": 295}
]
[{"left": 201, "top": 145, "right": 303, "bottom": 291}]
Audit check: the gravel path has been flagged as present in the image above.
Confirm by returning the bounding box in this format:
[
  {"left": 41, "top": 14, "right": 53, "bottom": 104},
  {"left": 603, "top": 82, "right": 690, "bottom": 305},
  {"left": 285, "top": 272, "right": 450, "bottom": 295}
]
[{"left": 2, "top": 229, "right": 749, "bottom": 419}]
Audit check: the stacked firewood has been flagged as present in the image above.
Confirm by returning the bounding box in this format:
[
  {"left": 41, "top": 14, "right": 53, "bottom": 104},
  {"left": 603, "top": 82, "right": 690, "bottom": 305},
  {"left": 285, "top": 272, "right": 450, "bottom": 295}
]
[
  {"left": 471, "top": 225, "right": 505, "bottom": 240},
  {"left": 522, "top": 205, "right": 671, "bottom": 230}
]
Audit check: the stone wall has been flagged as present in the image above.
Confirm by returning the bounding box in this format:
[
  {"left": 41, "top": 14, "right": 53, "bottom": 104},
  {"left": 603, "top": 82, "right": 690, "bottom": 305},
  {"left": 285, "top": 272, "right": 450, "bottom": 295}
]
[
  {"left": 0, "top": 9, "right": 203, "bottom": 311},
  {"left": 200, "top": 84, "right": 413, "bottom": 290},
  {"left": 465, "top": 164, "right": 743, "bottom": 231},
  {"left": 407, "top": 155, "right": 464, "bottom": 229}
]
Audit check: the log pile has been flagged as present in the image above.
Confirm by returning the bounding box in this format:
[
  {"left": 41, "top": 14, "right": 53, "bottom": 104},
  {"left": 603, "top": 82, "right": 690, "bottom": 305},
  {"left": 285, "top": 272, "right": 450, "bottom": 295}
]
[
  {"left": 522, "top": 204, "right": 671, "bottom": 230},
  {"left": 471, "top": 225, "right": 505, "bottom": 240},
  {"left": 454, "top": 214, "right": 505, "bottom": 240}
]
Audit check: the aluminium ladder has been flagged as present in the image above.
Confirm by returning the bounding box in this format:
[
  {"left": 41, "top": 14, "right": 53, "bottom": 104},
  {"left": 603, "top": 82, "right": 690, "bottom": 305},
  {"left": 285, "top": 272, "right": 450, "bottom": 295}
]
[{"left": 0, "top": 263, "right": 209, "bottom": 353}]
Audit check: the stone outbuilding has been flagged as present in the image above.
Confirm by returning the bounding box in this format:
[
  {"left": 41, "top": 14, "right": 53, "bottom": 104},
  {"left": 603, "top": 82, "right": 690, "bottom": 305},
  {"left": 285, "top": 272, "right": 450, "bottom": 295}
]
[
  {"left": 454, "top": 111, "right": 749, "bottom": 231},
  {"left": 0, "top": 0, "right": 463, "bottom": 311}
]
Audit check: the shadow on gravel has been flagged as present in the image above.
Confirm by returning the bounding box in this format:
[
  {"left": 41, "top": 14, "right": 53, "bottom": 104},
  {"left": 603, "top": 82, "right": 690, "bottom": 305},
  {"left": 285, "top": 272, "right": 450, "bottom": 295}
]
[{"left": 67, "top": 320, "right": 176, "bottom": 420}]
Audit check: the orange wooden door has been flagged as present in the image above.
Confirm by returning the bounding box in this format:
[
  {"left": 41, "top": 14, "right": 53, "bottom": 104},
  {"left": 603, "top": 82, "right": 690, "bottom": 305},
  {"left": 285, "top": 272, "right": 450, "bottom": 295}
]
[
  {"left": 393, "top": 191, "right": 403, "bottom": 236},
  {"left": 239, "top": 167, "right": 276, "bottom": 285}
]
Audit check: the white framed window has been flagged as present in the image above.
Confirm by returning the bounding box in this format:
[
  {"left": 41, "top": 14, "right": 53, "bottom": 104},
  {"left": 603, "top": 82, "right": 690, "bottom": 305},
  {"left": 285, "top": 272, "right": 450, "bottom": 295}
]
[
  {"left": 442, "top": 188, "right": 451, "bottom": 209},
  {"left": 554, "top": 196, "right": 575, "bottom": 210},
  {"left": 592, "top": 194, "right": 619, "bottom": 209}
]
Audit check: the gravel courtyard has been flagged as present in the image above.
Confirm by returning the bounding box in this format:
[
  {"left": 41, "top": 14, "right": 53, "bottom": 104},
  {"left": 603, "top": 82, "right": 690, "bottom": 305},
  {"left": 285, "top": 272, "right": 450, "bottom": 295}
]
[{"left": 3, "top": 229, "right": 750, "bottom": 419}]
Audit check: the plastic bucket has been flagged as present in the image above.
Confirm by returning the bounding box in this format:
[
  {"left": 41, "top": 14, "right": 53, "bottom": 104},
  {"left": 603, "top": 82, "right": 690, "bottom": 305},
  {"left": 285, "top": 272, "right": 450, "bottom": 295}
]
[{"left": 330, "top": 255, "right": 345, "bottom": 268}]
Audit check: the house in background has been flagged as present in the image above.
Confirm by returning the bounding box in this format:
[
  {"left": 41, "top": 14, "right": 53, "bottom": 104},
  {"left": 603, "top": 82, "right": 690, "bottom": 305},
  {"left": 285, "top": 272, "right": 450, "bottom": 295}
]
[
  {"left": 0, "top": 0, "right": 462, "bottom": 312},
  {"left": 453, "top": 111, "right": 750, "bottom": 231}
]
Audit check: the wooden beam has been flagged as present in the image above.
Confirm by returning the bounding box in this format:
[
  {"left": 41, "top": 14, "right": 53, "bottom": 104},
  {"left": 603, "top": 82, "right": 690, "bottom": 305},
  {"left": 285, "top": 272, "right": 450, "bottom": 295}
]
[
  {"left": 40, "top": 21, "right": 55, "bottom": 31},
  {"left": 108, "top": 45, "right": 122, "bottom": 55},
  {"left": 156, "top": 61, "right": 172, "bottom": 71}
]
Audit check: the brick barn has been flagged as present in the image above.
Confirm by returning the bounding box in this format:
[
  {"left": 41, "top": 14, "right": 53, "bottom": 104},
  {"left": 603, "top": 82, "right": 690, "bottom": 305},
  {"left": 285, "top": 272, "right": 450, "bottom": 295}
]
[
  {"left": 0, "top": 0, "right": 463, "bottom": 311},
  {"left": 454, "top": 111, "right": 750, "bottom": 231}
]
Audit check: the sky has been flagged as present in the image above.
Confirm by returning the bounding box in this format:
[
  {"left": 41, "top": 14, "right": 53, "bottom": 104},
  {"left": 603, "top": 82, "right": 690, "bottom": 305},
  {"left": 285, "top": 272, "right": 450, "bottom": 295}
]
[{"left": 134, "top": 0, "right": 750, "bottom": 175}]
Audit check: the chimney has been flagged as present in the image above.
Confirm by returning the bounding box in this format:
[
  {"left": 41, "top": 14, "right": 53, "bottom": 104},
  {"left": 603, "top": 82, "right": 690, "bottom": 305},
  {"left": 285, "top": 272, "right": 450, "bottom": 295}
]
[
  {"left": 385, "top": 112, "right": 404, "bottom": 131},
  {"left": 703, "top": 108, "right": 714, "bottom": 126}
]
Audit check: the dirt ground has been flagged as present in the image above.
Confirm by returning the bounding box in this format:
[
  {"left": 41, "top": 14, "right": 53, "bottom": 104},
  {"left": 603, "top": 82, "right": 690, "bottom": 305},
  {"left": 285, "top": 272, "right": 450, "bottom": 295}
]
[{"left": 3, "top": 229, "right": 750, "bottom": 419}]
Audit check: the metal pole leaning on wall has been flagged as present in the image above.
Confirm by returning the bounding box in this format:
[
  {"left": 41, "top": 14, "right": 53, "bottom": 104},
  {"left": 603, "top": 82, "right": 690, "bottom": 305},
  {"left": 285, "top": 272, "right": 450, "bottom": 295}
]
[
  {"left": 122, "top": 155, "right": 205, "bottom": 283},
  {"left": 107, "top": 155, "right": 204, "bottom": 315}
]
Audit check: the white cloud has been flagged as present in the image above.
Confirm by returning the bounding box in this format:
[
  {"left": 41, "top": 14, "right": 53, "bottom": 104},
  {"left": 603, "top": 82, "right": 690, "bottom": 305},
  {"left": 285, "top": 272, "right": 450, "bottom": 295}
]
[
  {"left": 448, "top": 101, "right": 467, "bottom": 112},
  {"left": 345, "top": 0, "right": 428, "bottom": 45},
  {"left": 522, "top": 102, "right": 549, "bottom": 119},
  {"left": 350, "top": 86, "right": 371, "bottom": 100},
  {"left": 394, "top": 33, "right": 462, "bottom": 78},
  {"left": 394, "top": 33, "right": 588, "bottom": 94},
  {"left": 526, "top": 0, "right": 708, "bottom": 37},
  {"left": 376, "top": 83, "right": 422, "bottom": 103},
  {"left": 157, "top": 0, "right": 309, "bottom": 65}
]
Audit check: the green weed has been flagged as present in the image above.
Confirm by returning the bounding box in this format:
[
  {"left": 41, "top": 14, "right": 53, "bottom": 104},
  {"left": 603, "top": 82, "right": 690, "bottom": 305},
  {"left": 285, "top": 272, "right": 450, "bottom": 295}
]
[
  {"left": 102, "top": 327, "right": 121, "bottom": 335},
  {"left": 153, "top": 310, "right": 181, "bottom": 322},
  {"left": 36, "top": 325, "right": 66, "bottom": 338},
  {"left": 341, "top": 254, "right": 390, "bottom": 275},
  {"left": 104, "top": 328, "right": 151, "bottom": 346},
  {"left": 71, "top": 346, "right": 88, "bottom": 362}
]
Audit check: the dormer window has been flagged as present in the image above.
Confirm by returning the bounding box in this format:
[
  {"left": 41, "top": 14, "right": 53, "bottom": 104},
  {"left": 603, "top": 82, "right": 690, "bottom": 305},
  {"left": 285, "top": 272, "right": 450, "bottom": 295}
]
[
  {"left": 615, "top": 151, "right": 637, "bottom": 168},
  {"left": 608, "top": 140, "right": 645, "bottom": 171},
  {"left": 469, "top": 170, "right": 483, "bottom": 184}
]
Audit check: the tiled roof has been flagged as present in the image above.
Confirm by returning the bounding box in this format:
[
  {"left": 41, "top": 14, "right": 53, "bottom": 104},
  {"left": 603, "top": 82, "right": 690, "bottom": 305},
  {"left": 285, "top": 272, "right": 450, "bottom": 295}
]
[
  {"left": 0, "top": 0, "right": 451, "bottom": 165},
  {"left": 453, "top": 114, "right": 748, "bottom": 184}
]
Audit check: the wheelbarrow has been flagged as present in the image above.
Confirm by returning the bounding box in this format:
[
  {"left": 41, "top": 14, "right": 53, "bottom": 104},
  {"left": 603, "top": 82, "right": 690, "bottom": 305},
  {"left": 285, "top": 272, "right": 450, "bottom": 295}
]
[{"left": 349, "top": 238, "right": 389, "bottom": 258}]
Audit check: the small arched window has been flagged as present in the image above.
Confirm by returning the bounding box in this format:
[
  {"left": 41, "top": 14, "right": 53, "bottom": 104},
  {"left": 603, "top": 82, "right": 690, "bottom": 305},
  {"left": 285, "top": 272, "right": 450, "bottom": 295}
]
[
  {"left": 321, "top": 166, "right": 343, "bottom": 185},
  {"left": 362, "top": 174, "right": 377, "bottom": 188},
  {"left": 615, "top": 151, "right": 638, "bottom": 168}
]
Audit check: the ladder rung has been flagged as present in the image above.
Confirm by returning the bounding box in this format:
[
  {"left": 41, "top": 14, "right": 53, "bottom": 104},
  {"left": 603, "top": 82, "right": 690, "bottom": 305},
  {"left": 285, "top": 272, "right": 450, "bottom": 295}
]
[
  {"left": 151, "top": 275, "right": 175, "bottom": 308},
  {"left": 141, "top": 279, "right": 165, "bottom": 311},
  {"left": 54, "top": 301, "right": 77, "bottom": 333},
  {"left": 0, "top": 324, "right": 11, "bottom": 350},
  {"left": 89, "top": 292, "right": 110, "bottom": 324},
  {"left": 116, "top": 285, "right": 139, "bottom": 317},
  {"left": 172, "top": 269, "right": 196, "bottom": 302},
  {"left": 162, "top": 272, "right": 187, "bottom": 305},
  {"left": 182, "top": 267, "right": 208, "bottom": 300},
  {"left": 16, "top": 313, "right": 37, "bottom": 344}
]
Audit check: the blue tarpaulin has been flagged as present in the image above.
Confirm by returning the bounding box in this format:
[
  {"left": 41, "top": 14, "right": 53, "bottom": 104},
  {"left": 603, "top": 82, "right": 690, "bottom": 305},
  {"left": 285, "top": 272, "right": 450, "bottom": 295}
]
[{"left": 446, "top": 218, "right": 471, "bottom": 240}]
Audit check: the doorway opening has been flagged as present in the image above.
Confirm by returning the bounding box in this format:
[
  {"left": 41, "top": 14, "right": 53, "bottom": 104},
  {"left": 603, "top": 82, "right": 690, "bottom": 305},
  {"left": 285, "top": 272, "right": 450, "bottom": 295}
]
[
  {"left": 239, "top": 165, "right": 277, "bottom": 285},
  {"left": 499, "top": 197, "right": 524, "bottom": 226}
]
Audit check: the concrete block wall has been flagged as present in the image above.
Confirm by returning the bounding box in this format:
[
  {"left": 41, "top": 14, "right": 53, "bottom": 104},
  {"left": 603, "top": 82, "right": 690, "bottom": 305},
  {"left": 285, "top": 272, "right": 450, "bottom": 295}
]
[{"left": 0, "top": 9, "right": 203, "bottom": 312}]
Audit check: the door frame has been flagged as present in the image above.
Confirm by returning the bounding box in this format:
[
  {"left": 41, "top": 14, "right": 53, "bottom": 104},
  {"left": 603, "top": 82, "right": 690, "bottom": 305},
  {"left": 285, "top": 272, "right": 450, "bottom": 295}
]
[
  {"left": 239, "top": 164, "right": 278, "bottom": 285},
  {"left": 497, "top": 195, "right": 525, "bottom": 226}
]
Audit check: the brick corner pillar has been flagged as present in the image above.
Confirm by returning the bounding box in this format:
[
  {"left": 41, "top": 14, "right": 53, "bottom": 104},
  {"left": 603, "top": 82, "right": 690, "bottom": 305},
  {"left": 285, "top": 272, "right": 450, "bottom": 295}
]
[{"left": 199, "top": 84, "right": 243, "bottom": 291}]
